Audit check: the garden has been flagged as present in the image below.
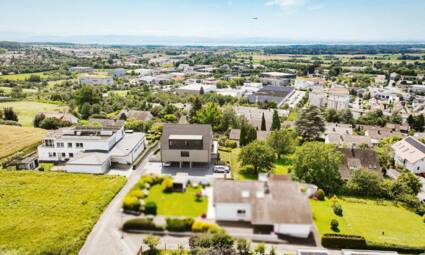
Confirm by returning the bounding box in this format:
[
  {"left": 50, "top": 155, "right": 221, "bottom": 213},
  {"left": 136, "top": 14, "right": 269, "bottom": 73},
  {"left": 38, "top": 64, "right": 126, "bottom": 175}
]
[
  {"left": 310, "top": 195, "right": 425, "bottom": 251},
  {"left": 0, "top": 171, "right": 126, "bottom": 255},
  {"left": 123, "top": 175, "right": 208, "bottom": 217}
]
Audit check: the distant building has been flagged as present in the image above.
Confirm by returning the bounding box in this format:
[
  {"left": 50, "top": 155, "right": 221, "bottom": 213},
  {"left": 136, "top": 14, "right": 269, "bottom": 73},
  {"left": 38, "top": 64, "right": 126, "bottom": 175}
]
[
  {"left": 234, "top": 106, "right": 288, "bottom": 131},
  {"left": 160, "top": 124, "right": 217, "bottom": 168},
  {"left": 338, "top": 148, "right": 381, "bottom": 180},
  {"left": 392, "top": 137, "right": 425, "bottom": 174},
  {"left": 294, "top": 77, "right": 326, "bottom": 90},
  {"left": 69, "top": 66, "right": 94, "bottom": 73},
  {"left": 327, "top": 87, "right": 350, "bottom": 110},
  {"left": 108, "top": 68, "right": 126, "bottom": 77},
  {"left": 260, "top": 72, "right": 296, "bottom": 86},
  {"left": 309, "top": 88, "right": 327, "bottom": 108},
  {"left": 40, "top": 111, "right": 79, "bottom": 124},
  {"left": 248, "top": 86, "right": 294, "bottom": 107},
  {"left": 78, "top": 74, "right": 113, "bottom": 86},
  {"left": 176, "top": 83, "right": 216, "bottom": 95},
  {"left": 119, "top": 110, "right": 153, "bottom": 122}
]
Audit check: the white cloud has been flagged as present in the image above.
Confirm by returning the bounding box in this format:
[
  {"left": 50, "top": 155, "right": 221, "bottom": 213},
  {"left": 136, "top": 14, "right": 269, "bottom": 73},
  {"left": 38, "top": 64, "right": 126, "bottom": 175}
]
[{"left": 266, "top": 0, "right": 306, "bottom": 8}]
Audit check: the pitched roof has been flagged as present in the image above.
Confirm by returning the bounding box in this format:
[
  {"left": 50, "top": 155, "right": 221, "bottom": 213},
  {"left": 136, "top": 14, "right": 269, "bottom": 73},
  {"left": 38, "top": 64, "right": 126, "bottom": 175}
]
[
  {"left": 337, "top": 148, "right": 381, "bottom": 180},
  {"left": 161, "top": 124, "right": 213, "bottom": 150},
  {"left": 121, "top": 110, "right": 153, "bottom": 122},
  {"left": 214, "top": 179, "right": 312, "bottom": 225}
]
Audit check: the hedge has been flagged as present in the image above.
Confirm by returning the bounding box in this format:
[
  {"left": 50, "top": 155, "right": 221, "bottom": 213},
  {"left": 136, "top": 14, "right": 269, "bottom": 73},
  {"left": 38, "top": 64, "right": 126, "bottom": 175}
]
[
  {"left": 191, "top": 220, "right": 221, "bottom": 233},
  {"left": 166, "top": 218, "right": 194, "bottom": 232},
  {"left": 122, "top": 218, "right": 164, "bottom": 231},
  {"left": 145, "top": 201, "right": 157, "bottom": 215},
  {"left": 321, "top": 234, "right": 367, "bottom": 249},
  {"left": 122, "top": 195, "right": 141, "bottom": 212}
]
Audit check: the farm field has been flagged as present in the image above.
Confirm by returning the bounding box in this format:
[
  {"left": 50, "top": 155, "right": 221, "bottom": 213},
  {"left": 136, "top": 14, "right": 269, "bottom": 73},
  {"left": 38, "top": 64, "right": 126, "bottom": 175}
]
[
  {"left": 0, "top": 125, "right": 48, "bottom": 159},
  {"left": 0, "top": 72, "right": 49, "bottom": 81},
  {"left": 0, "top": 101, "right": 67, "bottom": 127},
  {"left": 0, "top": 86, "right": 38, "bottom": 94},
  {"left": 144, "top": 185, "right": 208, "bottom": 217},
  {"left": 310, "top": 197, "right": 425, "bottom": 250},
  {"left": 0, "top": 171, "right": 126, "bottom": 255}
]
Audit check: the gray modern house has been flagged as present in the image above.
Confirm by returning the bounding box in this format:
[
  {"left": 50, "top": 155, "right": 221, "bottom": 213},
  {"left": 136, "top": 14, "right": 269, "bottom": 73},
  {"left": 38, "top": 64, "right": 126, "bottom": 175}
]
[{"left": 160, "top": 124, "right": 217, "bottom": 168}]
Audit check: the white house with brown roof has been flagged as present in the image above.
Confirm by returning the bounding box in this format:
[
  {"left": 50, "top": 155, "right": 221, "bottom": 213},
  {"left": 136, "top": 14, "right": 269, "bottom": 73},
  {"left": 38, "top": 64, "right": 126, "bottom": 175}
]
[
  {"left": 213, "top": 177, "right": 313, "bottom": 238},
  {"left": 392, "top": 137, "right": 425, "bottom": 174}
]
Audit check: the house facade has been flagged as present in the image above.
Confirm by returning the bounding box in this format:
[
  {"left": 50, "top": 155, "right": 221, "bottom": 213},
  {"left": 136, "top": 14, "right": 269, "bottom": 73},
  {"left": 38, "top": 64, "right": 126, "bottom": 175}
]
[
  {"left": 78, "top": 75, "right": 113, "bottom": 86},
  {"left": 160, "top": 124, "right": 217, "bottom": 168},
  {"left": 392, "top": 137, "right": 425, "bottom": 174}
]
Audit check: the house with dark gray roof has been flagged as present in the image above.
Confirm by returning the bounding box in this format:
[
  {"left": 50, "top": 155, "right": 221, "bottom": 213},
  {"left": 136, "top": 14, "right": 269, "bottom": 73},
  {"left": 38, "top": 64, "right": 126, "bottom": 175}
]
[
  {"left": 392, "top": 137, "right": 425, "bottom": 174},
  {"left": 160, "top": 124, "right": 217, "bottom": 168},
  {"left": 248, "top": 86, "right": 294, "bottom": 107},
  {"left": 213, "top": 177, "right": 313, "bottom": 238},
  {"left": 338, "top": 148, "right": 382, "bottom": 180}
]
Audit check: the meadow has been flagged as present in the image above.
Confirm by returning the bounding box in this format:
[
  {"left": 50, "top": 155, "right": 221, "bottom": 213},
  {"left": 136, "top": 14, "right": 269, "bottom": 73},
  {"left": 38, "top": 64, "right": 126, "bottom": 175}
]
[
  {"left": 310, "top": 197, "right": 425, "bottom": 250},
  {"left": 0, "top": 72, "right": 49, "bottom": 81},
  {"left": 0, "top": 171, "right": 126, "bottom": 255},
  {"left": 0, "top": 101, "right": 67, "bottom": 127},
  {"left": 0, "top": 125, "right": 48, "bottom": 159}
]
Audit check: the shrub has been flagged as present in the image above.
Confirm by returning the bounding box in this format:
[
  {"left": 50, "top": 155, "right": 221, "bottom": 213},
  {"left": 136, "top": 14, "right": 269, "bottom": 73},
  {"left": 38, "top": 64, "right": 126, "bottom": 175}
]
[
  {"left": 122, "top": 217, "right": 164, "bottom": 231},
  {"left": 254, "top": 243, "right": 265, "bottom": 255},
  {"left": 129, "top": 189, "right": 145, "bottom": 199},
  {"left": 166, "top": 218, "right": 194, "bottom": 232},
  {"left": 316, "top": 189, "right": 325, "bottom": 201},
  {"left": 123, "top": 195, "right": 141, "bottom": 212},
  {"left": 333, "top": 204, "right": 343, "bottom": 216},
  {"left": 225, "top": 140, "right": 237, "bottom": 148},
  {"left": 191, "top": 220, "right": 221, "bottom": 233},
  {"left": 0, "top": 119, "right": 21, "bottom": 126},
  {"left": 145, "top": 201, "right": 157, "bottom": 215},
  {"left": 321, "top": 234, "right": 367, "bottom": 249},
  {"left": 330, "top": 219, "right": 339, "bottom": 231},
  {"left": 161, "top": 177, "right": 174, "bottom": 192}
]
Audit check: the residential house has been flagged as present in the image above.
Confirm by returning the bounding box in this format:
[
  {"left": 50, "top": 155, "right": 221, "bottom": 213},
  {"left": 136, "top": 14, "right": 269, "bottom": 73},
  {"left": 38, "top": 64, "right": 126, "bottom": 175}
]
[
  {"left": 176, "top": 83, "right": 216, "bottom": 95},
  {"left": 234, "top": 106, "right": 288, "bottom": 131},
  {"left": 214, "top": 176, "right": 313, "bottom": 238},
  {"left": 119, "top": 110, "right": 153, "bottom": 122},
  {"left": 248, "top": 86, "right": 294, "bottom": 107},
  {"left": 392, "top": 137, "right": 425, "bottom": 174},
  {"left": 40, "top": 111, "right": 79, "bottom": 124},
  {"left": 108, "top": 68, "right": 126, "bottom": 77},
  {"left": 78, "top": 74, "right": 113, "bottom": 86},
  {"left": 338, "top": 148, "right": 381, "bottom": 180},
  {"left": 325, "top": 134, "right": 372, "bottom": 148},
  {"left": 325, "top": 123, "right": 353, "bottom": 136},
  {"left": 160, "top": 124, "right": 217, "bottom": 168},
  {"left": 260, "top": 72, "right": 296, "bottom": 86},
  {"left": 229, "top": 129, "right": 270, "bottom": 146},
  {"left": 327, "top": 87, "right": 350, "bottom": 110},
  {"left": 309, "top": 88, "right": 327, "bottom": 108},
  {"left": 363, "top": 126, "right": 404, "bottom": 144},
  {"left": 294, "top": 77, "right": 326, "bottom": 90},
  {"left": 69, "top": 66, "right": 94, "bottom": 73},
  {"left": 38, "top": 119, "right": 146, "bottom": 174}
]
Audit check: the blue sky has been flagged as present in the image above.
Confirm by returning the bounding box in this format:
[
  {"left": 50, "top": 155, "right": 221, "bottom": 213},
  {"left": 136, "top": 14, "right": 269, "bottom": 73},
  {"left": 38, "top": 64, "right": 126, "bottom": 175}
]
[{"left": 0, "top": 0, "right": 424, "bottom": 42}]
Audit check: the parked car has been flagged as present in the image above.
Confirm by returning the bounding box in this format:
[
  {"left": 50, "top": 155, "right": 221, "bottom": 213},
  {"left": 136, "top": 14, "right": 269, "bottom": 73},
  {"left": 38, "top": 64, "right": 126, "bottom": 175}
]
[
  {"left": 213, "top": 165, "right": 230, "bottom": 173},
  {"left": 163, "top": 162, "right": 172, "bottom": 167}
]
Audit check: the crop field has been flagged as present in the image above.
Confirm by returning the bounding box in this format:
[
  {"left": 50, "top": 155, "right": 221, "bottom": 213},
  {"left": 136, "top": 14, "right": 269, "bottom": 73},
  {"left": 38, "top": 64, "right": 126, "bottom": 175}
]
[
  {"left": 0, "top": 171, "right": 126, "bottom": 255},
  {"left": 0, "top": 72, "right": 49, "bottom": 81},
  {"left": 0, "top": 125, "right": 48, "bottom": 159},
  {"left": 0, "top": 101, "right": 67, "bottom": 127}
]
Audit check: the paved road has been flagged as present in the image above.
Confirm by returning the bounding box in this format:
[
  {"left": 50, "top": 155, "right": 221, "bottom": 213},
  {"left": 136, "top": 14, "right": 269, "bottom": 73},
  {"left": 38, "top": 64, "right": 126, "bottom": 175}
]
[{"left": 79, "top": 147, "right": 157, "bottom": 255}]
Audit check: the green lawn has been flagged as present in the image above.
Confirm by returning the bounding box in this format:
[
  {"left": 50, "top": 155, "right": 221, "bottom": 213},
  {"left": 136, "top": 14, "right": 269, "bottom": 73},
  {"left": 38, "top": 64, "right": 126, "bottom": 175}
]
[
  {"left": 0, "top": 171, "right": 126, "bottom": 255},
  {"left": 310, "top": 197, "right": 425, "bottom": 249},
  {"left": 144, "top": 185, "right": 208, "bottom": 217},
  {"left": 0, "top": 72, "right": 49, "bottom": 81},
  {"left": 0, "top": 101, "right": 67, "bottom": 127},
  {"left": 0, "top": 86, "right": 38, "bottom": 94},
  {"left": 219, "top": 148, "right": 292, "bottom": 180}
]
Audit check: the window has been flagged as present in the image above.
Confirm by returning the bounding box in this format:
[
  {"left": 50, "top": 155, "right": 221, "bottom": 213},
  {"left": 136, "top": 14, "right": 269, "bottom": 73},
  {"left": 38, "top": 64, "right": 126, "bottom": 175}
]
[
  {"left": 48, "top": 152, "right": 56, "bottom": 158},
  {"left": 181, "top": 151, "right": 190, "bottom": 157},
  {"left": 76, "top": 143, "right": 84, "bottom": 148},
  {"left": 69, "top": 153, "right": 74, "bottom": 158},
  {"left": 68, "top": 143, "right": 73, "bottom": 148},
  {"left": 44, "top": 139, "right": 54, "bottom": 147},
  {"left": 56, "top": 142, "right": 64, "bottom": 148},
  {"left": 237, "top": 209, "right": 246, "bottom": 216}
]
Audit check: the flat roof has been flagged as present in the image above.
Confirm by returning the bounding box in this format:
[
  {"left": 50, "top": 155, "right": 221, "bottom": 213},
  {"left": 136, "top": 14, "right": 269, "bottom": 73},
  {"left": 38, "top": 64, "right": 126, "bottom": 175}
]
[{"left": 169, "top": 134, "right": 203, "bottom": 140}]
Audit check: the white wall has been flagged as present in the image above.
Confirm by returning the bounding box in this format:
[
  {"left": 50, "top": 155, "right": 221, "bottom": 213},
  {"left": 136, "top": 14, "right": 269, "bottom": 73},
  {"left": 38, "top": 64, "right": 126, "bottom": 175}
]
[
  {"left": 215, "top": 203, "right": 251, "bottom": 221},
  {"left": 394, "top": 155, "right": 425, "bottom": 174},
  {"left": 274, "top": 224, "right": 312, "bottom": 238},
  {"left": 66, "top": 159, "right": 110, "bottom": 174}
]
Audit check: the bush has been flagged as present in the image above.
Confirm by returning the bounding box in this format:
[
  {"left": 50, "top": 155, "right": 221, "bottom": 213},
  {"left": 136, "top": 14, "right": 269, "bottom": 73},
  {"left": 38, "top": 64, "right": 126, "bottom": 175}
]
[
  {"left": 225, "top": 140, "right": 237, "bottom": 148},
  {"left": 333, "top": 204, "right": 343, "bottom": 216},
  {"left": 396, "top": 193, "right": 425, "bottom": 215},
  {"left": 316, "top": 189, "right": 325, "bottom": 201},
  {"left": 123, "top": 195, "right": 141, "bottom": 212},
  {"left": 321, "top": 234, "right": 367, "bottom": 249},
  {"left": 129, "top": 189, "right": 145, "bottom": 199},
  {"left": 161, "top": 177, "right": 174, "bottom": 192},
  {"left": 145, "top": 201, "right": 157, "bottom": 215},
  {"left": 330, "top": 219, "right": 339, "bottom": 231},
  {"left": 166, "top": 218, "right": 194, "bottom": 232},
  {"left": 122, "top": 217, "right": 164, "bottom": 231},
  {"left": 191, "top": 220, "right": 221, "bottom": 233},
  {"left": 0, "top": 119, "right": 21, "bottom": 126}
]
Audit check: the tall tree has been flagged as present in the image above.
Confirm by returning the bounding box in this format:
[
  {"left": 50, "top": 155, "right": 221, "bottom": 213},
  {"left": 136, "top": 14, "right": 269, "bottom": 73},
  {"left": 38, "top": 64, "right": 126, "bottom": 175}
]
[
  {"left": 260, "top": 113, "right": 266, "bottom": 131},
  {"left": 271, "top": 109, "right": 281, "bottom": 131},
  {"left": 73, "top": 86, "right": 101, "bottom": 108},
  {"left": 239, "top": 141, "right": 275, "bottom": 174},
  {"left": 293, "top": 142, "right": 343, "bottom": 193},
  {"left": 3, "top": 107, "right": 18, "bottom": 121},
  {"left": 240, "top": 123, "right": 257, "bottom": 146},
  {"left": 189, "top": 96, "right": 202, "bottom": 123},
  {"left": 267, "top": 128, "right": 298, "bottom": 159},
  {"left": 194, "top": 102, "right": 222, "bottom": 131},
  {"left": 295, "top": 106, "right": 325, "bottom": 141}
]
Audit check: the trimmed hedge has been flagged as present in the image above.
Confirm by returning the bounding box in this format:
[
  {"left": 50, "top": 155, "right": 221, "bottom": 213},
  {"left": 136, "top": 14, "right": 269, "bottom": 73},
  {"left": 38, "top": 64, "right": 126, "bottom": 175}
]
[
  {"left": 145, "top": 201, "right": 157, "bottom": 215},
  {"left": 166, "top": 218, "right": 194, "bottom": 232},
  {"left": 321, "top": 234, "right": 367, "bottom": 249},
  {"left": 122, "top": 195, "right": 141, "bottom": 212},
  {"left": 122, "top": 218, "right": 164, "bottom": 231}
]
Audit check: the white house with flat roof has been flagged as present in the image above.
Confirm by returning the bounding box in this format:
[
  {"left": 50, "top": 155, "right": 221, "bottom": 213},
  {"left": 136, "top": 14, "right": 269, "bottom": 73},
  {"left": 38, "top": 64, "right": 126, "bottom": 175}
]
[
  {"left": 78, "top": 74, "right": 113, "bottom": 86},
  {"left": 392, "top": 137, "right": 425, "bottom": 174}
]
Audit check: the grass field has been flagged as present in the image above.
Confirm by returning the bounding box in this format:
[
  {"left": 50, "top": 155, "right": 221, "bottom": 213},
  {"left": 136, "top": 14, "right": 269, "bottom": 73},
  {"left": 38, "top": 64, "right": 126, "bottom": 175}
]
[
  {"left": 0, "top": 72, "right": 49, "bottom": 81},
  {"left": 219, "top": 148, "right": 292, "bottom": 180},
  {"left": 0, "top": 86, "right": 38, "bottom": 94},
  {"left": 0, "top": 125, "right": 48, "bottom": 159},
  {"left": 0, "top": 101, "right": 67, "bottom": 127},
  {"left": 0, "top": 171, "right": 126, "bottom": 255},
  {"left": 144, "top": 185, "right": 207, "bottom": 217},
  {"left": 310, "top": 197, "right": 425, "bottom": 249}
]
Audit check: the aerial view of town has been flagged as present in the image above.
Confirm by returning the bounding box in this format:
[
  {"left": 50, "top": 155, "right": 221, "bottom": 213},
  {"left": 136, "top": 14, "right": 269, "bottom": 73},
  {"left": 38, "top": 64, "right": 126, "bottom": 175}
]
[{"left": 1, "top": 0, "right": 425, "bottom": 255}]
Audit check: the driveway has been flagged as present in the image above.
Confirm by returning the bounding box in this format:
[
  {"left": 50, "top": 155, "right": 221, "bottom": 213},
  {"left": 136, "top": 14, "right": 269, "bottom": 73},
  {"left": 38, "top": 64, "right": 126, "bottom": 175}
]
[{"left": 79, "top": 146, "right": 157, "bottom": 255}]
